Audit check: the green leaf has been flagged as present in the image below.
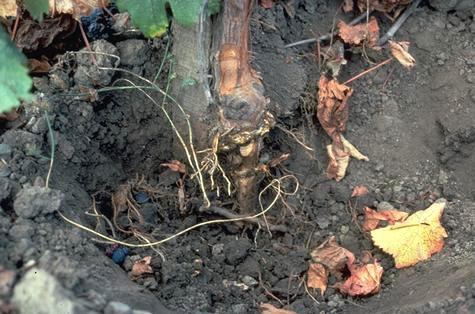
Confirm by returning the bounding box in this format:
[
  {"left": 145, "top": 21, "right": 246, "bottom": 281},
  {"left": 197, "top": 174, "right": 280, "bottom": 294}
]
[
  {"left": 0, "top": 28, "right": 33, "bottom": 113},
  {"left": 117, "top": 0, "right": 221, "bottom": 38},
  {"left": 23, "top": 0, "right": 49, "bottom": 22}
]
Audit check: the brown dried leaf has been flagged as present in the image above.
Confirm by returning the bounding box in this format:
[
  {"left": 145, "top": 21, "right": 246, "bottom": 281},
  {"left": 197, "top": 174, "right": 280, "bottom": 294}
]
[
  {"left": 326, "top": 135, "right": 369, "bottom": 181},
  {"left": 0, "top": 110, "right": 20, "bottom": 122},
  {"left": 131, "top": 256, "right": 153, "bottom": 277},
  {"left": 317, "top": 76, "right": 352, "bottom": 143},
  {"left": 0, "top": 0, "right": 17, "bottom": 17},
  {"left": 338, "top": 16, "right": 380, "bottom": 47},
  {"left": 362, "top": 207, "right": 409, "bottom": 231},
  {"left": 389, "top": 40, "right": 415, "bottom": 69},
  {"left": 0, "top": 267, "right": 16, "bottom": 297},
  {"left": 310, "top": 236, "right": 355, "bottom": 277},
  {"left": 15, "top": 15, "right": 76, "bottom": 53},
  {"left": 28, "top": 58, "right": 51, "bottom": 73},
  {"left": 307, "top": 263, "right": 328, "bottom": 295},
  {"left": 335, "top": 260, "right": 383, "bottom": 296},
  {"left": 259, "top": 0, "right": 275, "bottom": 9},
  {"left": 260, "top": 303, "right": 297, "bottom": 314},
  {"left": 161, "top": 160, "right": 186, "bottom": 174},
  {"left": 351, "top": 185, "right": 369, "bottom": 197},
  {"left": 49, "top": 0, "right": 109, "bottom": 19}
]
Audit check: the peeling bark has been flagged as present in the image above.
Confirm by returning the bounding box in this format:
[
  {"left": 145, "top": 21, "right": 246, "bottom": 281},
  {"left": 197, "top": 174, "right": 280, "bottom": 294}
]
[
  {"left": 171, "top": 0, "right": 273, "bottom": 213},
  {"left": 213, "top": 0, "right": 274, "bottom": 212}
]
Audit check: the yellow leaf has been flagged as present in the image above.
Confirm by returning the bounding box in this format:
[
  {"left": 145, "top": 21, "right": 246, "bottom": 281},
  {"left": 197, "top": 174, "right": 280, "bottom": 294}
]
[
  {"left": 389, "top": 40, "right": 415, "bottom": 69},
  {"left": 0, "top": 0, "right": 17, "bottom": 17},
  {"left": 371, "top": 200, "right": 447, "bottom": 268}
]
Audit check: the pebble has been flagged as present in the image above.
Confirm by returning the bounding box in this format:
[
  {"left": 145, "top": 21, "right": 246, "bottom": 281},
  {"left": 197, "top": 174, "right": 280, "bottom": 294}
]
[
  {"left": 0, "top": 144, "right": 12, "bottom": 158},
  {"left": 377, "top": 201, "right": 393, "bottom": 211},
  {"left": 104, "top": 301, "right": 133, "bottom": 314},
  {"left": 224, "top": 238, "right": 251, "bottom": 265},
  {"left": 142, "top": 277, "right": 158, "bottom": 290},
  {"left": 242, "top": 275, "right": 258, "bottom": 287},
  {"left": 212, "top": 243, "right": 224, "bottom": 256},
  {"left": 0, "top": 164, "right": 11, "bottom": 177},
  {"left": 340, "top": 225, "right": 349, "bottom": 234},
  {"left": 134, "top": 192, "right": 150, "bottom": 204},
  {"left": 327, "top": 300, "right": 338, "bottom": 307}
]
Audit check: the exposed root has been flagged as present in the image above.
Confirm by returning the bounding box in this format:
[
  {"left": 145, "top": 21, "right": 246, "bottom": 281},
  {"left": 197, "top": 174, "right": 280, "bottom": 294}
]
[{"left": 58, "top": 176, "right": 292, "bottom": 248}]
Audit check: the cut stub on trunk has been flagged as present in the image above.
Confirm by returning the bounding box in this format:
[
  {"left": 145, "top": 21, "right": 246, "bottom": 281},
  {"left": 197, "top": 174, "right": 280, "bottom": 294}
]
[
  {"left": 317, "top": 76, "right": 368, "bottom": 181},
  {"left": 214, "top": 0, "right": 274, "bottom": 212}
]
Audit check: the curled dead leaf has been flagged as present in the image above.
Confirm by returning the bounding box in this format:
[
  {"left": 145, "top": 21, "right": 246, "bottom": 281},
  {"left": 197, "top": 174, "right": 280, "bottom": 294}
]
[
  {"left": 389, "top": 40, "right": 415, "bottom": 69},
  {"left": 351, "top": 185, "right": 369, "bottom": 197},
  {"left": 371, "top": 199, "right": 447, "bottom": 268},
  {"left": 335, "top": 260, "right": 383, "bottom": 296},
  {"left": 307, "top": 263, "right": 328, "bottom": 295},
  {"left": 317, "top": 76, "right": 352, "bottom": 142},
  {"left": 338, "top": 17, "right": 380, "bottom": 47},
  {"left": 131, "top": 256, "right": 153, "bottom": 277},
  {"left": 260, "top": 303, "right": 297, "bottom": 314},
  {"left": 161, "top": 160, "right": 186, "bottom": 174},
  {"left": 310, "top": 236, "right": 355, "bottom": 277},
  {"left": 28, "top": 58, "right": 51, "bottom": 73},
  {"left": 49, "top": 0, "right": 109, "bottom": 19},
  {"left": 326, "top": 135, "right": 369, "bottom": 181},
  {"left": 362, "top": 207, "right": 409, "bottom": 231}
]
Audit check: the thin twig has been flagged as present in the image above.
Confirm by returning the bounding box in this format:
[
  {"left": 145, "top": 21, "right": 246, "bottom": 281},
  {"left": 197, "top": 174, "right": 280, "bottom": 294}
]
[
  {"left": 377, "top": 0, "right": 422, "bottom": 46},
  {"left": 284, "top": 11, "right": 369, "bottom": 48},
  {"left": 11, "top": 12, "right": 20, "bottom": 41},
  {"left": 343, "top": 58, "right": 392, "bottom": 85},
  {"left": 202, "top": 206, "right": 288, "bottom": 232}
]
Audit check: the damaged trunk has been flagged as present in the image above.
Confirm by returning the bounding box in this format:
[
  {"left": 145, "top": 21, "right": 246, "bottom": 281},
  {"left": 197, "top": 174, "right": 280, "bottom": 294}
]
[{"left": 172, "top": 0, "right": 272, "bottom": 212}]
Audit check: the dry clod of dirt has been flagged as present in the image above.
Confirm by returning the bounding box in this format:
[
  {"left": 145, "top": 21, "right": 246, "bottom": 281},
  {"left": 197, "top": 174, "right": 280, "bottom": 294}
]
[{"left": 13, "top": 186, "right": 64, "bottom": 219}]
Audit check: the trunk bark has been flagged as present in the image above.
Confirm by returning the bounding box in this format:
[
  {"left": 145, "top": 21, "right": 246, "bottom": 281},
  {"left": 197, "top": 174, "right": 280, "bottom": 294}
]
[
  {"left": 172, "top": 0, "right": 273, "bottom": 212},
  {"left": 212, "top": 0, "right": 273, "bottom": 212}
]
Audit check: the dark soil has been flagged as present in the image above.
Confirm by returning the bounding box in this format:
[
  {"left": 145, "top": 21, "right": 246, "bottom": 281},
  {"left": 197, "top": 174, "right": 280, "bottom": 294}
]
[{"left": 1, "top": 1, "right": 474, "bottom": 314}]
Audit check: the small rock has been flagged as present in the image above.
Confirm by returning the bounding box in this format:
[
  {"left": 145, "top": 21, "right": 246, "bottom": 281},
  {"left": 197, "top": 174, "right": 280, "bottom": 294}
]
[
  {"left": 212, "top": 243, "right": 224, "bottom": 256},
  {"left": 231, "top": 303, "right": 248, "bottom": 313},
  {"left": 117, "top": 40, "right": 151, "bottom": 66},
  {"left": 241, "top": 275, "right": 258, "bottom": 287},
  {"left": 377, "top": 201, "right": 393, "bottom": 211},
  {"left": 74, "top": 40, "right": 119, "bottom": 87},
  {"left": 0, "top": 178, "right": 12, "bottom": 201},
  {"left": 317, "top": 216, "right": 330, "bottom": 229},
  {"left": 142, "top": 277, "right": 158, "bottom": 290},
  {"left": 0, "top": 164, "right": 11, "bottom": 177},
  {"left": 0, "top": 144, "right": 12, "bottom": 158},
  {"left": 14, "top": 187, "right": 64, "bottom": 219},
  {"left": 327, "top": 300, "right": 338, "bottom": 307},
  {"left": 224, "top": 238, "right": 251, "bottom": 265},
  {"left": 104, "top": 301, "right": 133, "bottom": 314},
  {"left": 12, "top": 268, "right": 86, "bottom": 314},
  {"left": 9, "top": 218, "right": 35, "bottom": 239},
  {"left": 340, "top": 225, "right": 349, "bottom": 234}
]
